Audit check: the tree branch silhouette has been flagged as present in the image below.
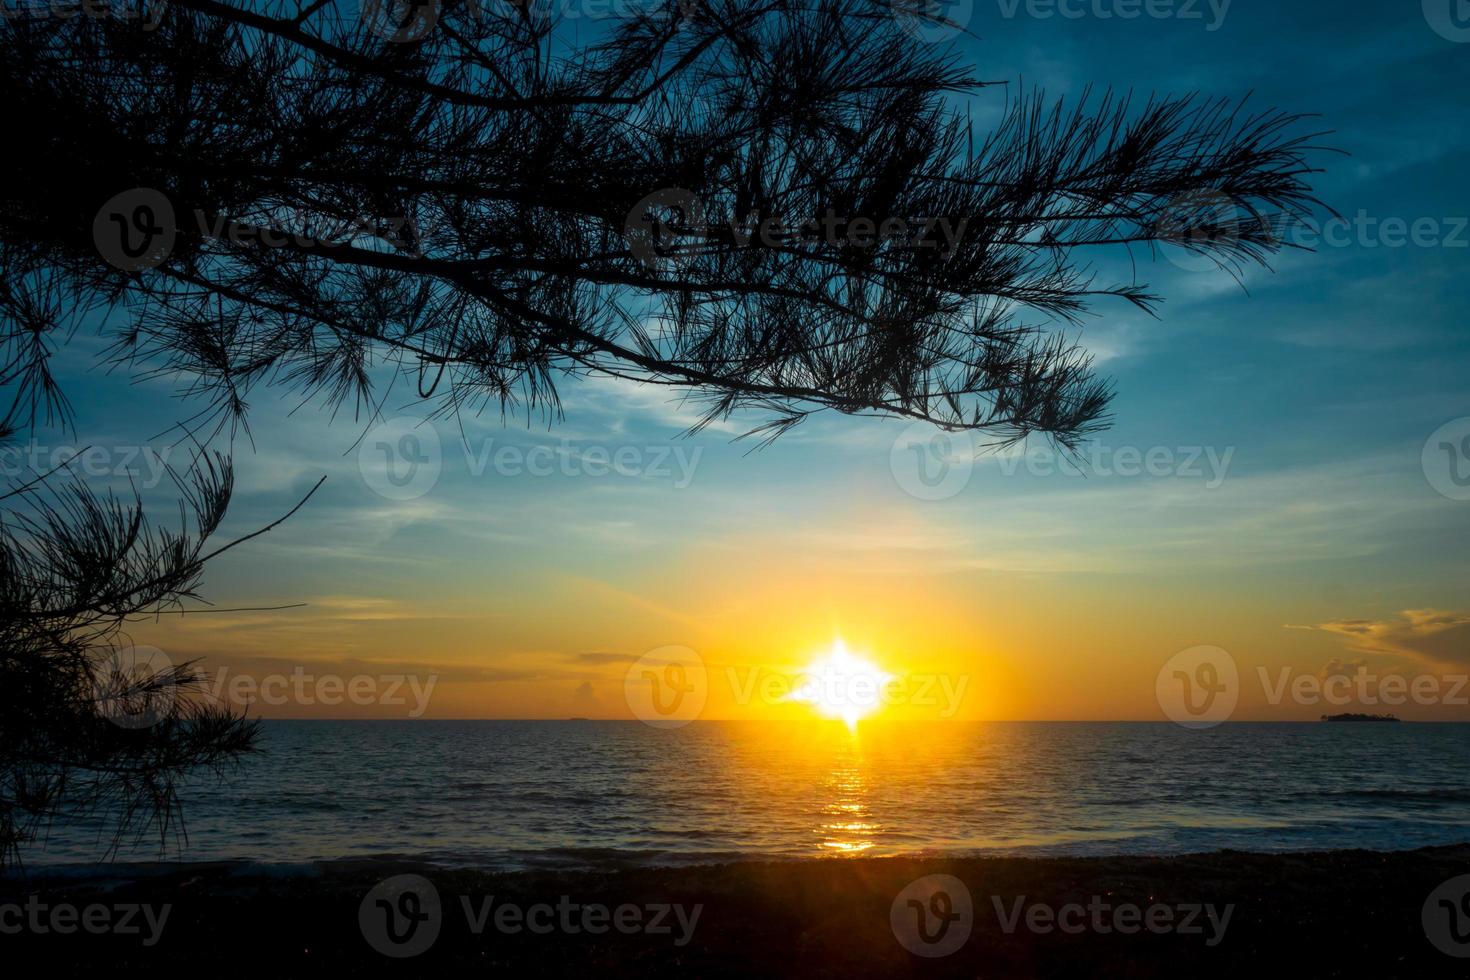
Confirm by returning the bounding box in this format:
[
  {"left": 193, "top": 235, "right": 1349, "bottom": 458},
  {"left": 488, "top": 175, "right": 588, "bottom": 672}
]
[
  {"left": 0, "top": 457, "right": 322, "bottom": 866},
  {"left": 0, "top": 0, "right": 1328, "bottom": 448}
]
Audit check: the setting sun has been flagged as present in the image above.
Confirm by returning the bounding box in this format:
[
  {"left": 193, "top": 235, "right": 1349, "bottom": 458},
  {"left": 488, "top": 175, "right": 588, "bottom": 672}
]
[{"left": 789, "top": 640, "right": 895, "bottom": 729}]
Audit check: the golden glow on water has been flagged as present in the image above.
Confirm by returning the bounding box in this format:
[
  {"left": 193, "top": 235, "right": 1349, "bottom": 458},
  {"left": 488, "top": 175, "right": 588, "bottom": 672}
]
[
  {"left": 815, "top": 726, "right": 881, "bottom": 854},
  {"left": 711, "top": 720, "right": 1210, "bottom": 862}
]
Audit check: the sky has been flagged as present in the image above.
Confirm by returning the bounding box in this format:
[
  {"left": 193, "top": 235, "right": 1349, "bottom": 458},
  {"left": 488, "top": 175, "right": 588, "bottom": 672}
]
[{"left": 12, "top": 0, "right": 1470, "bottom": 721}]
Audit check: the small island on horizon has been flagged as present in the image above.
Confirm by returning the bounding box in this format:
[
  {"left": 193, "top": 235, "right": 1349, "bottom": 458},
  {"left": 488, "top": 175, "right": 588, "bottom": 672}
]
[{"left": 1320, "top": 713, "right": 1402, "bottom": 723}]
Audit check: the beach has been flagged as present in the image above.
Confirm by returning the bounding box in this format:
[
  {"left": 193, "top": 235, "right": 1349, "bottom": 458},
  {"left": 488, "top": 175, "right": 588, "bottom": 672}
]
[{"left": 6, "top": 844, "right": 1467, "bottom": 977}]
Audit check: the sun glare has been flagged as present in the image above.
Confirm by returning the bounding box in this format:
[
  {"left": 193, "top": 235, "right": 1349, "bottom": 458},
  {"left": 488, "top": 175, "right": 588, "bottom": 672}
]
[{"left": 790, "top": 639, "right": 894, "bottom": 729}]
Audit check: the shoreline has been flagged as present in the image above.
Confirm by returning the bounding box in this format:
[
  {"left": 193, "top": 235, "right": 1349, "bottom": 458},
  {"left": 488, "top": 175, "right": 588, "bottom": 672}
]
[
  {"left": 6, "top": 836, "right": 1470, "bottom": 876},
  {"left": 9, "top": 832, "right": 1468, "bottom": 879},
  {"left": 4, "top": 843, "right": 1467, "bottom": 975}
]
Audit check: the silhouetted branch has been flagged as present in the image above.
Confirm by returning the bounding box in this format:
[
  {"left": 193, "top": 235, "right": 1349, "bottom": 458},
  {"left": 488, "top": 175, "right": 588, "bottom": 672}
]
[
  {"left": 0, "top": 456, "right": 318, "bottom": 868},
  {"left": 0, "top": 0, "right": 1328, "bottom": 449}
]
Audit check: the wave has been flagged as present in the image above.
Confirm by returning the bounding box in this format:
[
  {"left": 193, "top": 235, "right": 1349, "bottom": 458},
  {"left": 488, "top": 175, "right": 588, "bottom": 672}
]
[{"left": 1296, "top": 788, "right": 1470, "bottom": 806}]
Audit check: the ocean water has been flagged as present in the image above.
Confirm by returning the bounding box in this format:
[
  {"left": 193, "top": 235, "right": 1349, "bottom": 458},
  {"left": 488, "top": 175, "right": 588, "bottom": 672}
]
[{"left": 18, "top": 721, "right": 1470, "bottom": 870}]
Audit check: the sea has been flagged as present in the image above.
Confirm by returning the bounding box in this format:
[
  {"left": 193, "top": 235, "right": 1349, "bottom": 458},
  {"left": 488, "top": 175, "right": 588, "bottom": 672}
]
[{"left": 16, "top": 720, "right": 1470, "bottom": 871}]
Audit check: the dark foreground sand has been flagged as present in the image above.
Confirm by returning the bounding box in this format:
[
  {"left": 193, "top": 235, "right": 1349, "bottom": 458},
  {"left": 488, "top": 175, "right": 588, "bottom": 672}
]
[{"left": 5, "top": 845, "right": 1469, "bottom": 977}]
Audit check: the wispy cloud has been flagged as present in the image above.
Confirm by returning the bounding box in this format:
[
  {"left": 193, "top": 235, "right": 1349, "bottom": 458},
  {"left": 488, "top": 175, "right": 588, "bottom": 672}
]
[{"left": 1287, "top": 609, "right": 1470, "bottom": 669}]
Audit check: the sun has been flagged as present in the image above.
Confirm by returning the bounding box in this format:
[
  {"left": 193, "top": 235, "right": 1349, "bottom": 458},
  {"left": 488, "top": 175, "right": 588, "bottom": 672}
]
[{"left": 789, "top": 639, "right": 894, "bottom": 729}]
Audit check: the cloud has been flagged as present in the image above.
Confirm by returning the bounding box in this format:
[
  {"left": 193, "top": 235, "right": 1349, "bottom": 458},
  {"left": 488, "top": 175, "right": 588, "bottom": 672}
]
[
  {"left": 1287, "top": 609, "right": 1470, "bottom": 668},
  {"left": 571, "top": 680, "right": 600, "bottom": 714},
  {"left": 563, "top": 372, "right": 748, "bottom": 437},
  {"left": 570, "top": 651, "right": 632, "bottom": 666}
]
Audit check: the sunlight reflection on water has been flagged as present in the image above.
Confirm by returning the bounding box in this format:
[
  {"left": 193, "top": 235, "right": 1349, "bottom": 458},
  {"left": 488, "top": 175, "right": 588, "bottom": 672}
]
[
  {"left": 19, "top": 721, "right": 1470, "bottom": 870},
  {"left": 818, "top": 738, "right": 879, "bottom": 853}
]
